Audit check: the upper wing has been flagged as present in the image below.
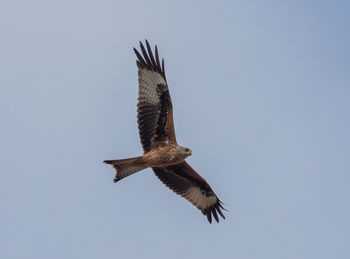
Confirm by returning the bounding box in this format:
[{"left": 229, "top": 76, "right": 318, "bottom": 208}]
[
  {"left": 134, "top": 40, "right": 177, "bottom": 153},
  {"left": 152, "top": 162, "right": 226, "bottom": 223}
]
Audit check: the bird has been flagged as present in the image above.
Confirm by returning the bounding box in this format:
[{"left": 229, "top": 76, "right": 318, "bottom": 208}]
[{"left": 104, "top": 40, "right": 225, "bottom": 223}]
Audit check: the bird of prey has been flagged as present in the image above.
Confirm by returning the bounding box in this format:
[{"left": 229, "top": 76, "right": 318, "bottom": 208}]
[{"left": 104, "top": 40, "right": 225, "bottom": 223}]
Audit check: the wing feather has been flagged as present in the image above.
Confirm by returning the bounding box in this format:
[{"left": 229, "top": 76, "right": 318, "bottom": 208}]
[
  {"left": 134, "top": 40, "right": 176, "bottom": 152},
  {"left": 155, "top": 46, "right": 161, "bottom": 72},
  {"left": 153, "top": 162, "right": 226, "bottom": 223},
  {"left": 146, "top": 40, "right": 157, "bottom": 68},
  {"left": 161, "top": 58, "right": 166, "bottom": 81},
  {"left": 140, "top": 41, "right": 153, "bottom": 67},
  {"left": 133, "top": 48, "right": 147, "bottom": 66}
]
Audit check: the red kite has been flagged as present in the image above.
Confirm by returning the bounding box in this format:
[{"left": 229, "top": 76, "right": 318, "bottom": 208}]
[{"left": 104, "top": 40, "right": 225, "bottom": 223}]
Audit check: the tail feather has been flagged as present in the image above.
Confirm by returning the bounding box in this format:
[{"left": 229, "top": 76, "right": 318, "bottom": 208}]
[{"left": 103, "top": 157, "right": 146, "bottom": 182}]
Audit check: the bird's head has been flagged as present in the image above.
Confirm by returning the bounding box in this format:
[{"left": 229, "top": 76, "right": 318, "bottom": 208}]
[{"left": 180, "top": 146, "right": 192, "bottom": 157}]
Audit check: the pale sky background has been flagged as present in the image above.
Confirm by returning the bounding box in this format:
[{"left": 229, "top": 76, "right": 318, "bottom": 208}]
[{"left": 1, "top": 1, "right": 349, "bottom": 258}]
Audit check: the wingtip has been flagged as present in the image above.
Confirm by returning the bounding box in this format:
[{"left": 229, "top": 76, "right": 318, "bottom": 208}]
[
  {"left": 134, "top": 40, "right": 166, "bottom": 81},
  {"left": 212, "top": 209, "right": 219, "bottom": 223},
  {"left": 161, "top": 58, "right": 166, "bottom": 80},
  {"left": 207, "top": 212, "right": 212, "bottom": 223},
  {"left": 219, "top": 201, "right": 229, "bottom": 212}
]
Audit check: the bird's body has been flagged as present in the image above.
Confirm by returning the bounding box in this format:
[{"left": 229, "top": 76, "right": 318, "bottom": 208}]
[
  {"left": 142, "top": 142, "right": 192, "bottom": 167},
  {"left": 104, "top": 40, "right": 225, "bottom": 223}
]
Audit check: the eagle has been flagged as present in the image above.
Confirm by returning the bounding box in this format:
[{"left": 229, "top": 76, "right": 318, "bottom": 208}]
[{"left": 104, "top": 40, "right": 225, "bottom": 223}]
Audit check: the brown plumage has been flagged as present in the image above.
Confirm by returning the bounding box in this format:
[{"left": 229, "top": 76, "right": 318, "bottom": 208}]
[{"left": 104, "top": 40, "right": 225, "bottom": 223}]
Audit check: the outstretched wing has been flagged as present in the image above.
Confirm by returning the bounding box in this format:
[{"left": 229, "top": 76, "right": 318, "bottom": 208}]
[
  {"left": 152, "top": 162, "right": 226, "bottom": 223},
  {"left": 134, "top": 40, "right": 177, "bottom": 153}
]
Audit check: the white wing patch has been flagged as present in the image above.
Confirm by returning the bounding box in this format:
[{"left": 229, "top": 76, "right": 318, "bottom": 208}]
[
  {"left": 184, "top": 187, "right": 218, "bottom": 210},
  {"left": 138, "top": 69, "right": 167, "bottom": 105}
]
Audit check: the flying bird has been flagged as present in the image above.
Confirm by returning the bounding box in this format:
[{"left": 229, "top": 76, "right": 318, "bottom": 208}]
[{"left": 104, "top": 40, "right": 225, "bottom": 223}]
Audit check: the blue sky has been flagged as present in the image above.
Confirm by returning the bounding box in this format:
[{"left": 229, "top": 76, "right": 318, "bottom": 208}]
[{"left": 1, "top": 1, "right": 349, "bottom": 258}]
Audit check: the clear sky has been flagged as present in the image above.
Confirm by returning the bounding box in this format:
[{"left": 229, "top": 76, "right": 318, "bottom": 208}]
[{"left": 1, "top": 1, "right": 349, "bottom": 258}]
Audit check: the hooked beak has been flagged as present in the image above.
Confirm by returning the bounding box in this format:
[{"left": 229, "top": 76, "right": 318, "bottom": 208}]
[{"left": 186, "top": 150, "right": 192, "bottom": 156}]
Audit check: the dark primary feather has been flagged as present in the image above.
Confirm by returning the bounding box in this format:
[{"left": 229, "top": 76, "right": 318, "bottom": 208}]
[
  {"left": 161, "top": 59, "right": 166, "bottom": 81},
  {"left": 140, "top": 43, "right": 152, "bottom": 69},
  {"left": 155, "top": 46, "right": 161, "bottom": 70},
  {"left": 153, "top": 162, "right": 226, "bottom": 223},
  {"left": 146, "top": 40, "right": 157, "bottom": 68}
]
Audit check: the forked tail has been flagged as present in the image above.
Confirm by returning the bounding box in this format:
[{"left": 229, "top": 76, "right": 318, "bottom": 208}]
[{"left": 103, "top": 156, "right": 146, "bottom": 182}]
